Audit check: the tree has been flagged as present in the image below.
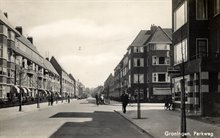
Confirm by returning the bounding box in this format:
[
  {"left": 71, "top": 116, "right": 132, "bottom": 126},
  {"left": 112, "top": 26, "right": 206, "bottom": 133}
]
[
  {"left": 29, "top": 68, "right": 44, "bottom": 108},
  {"left": 14, "top": 58, "right": 27, "bottom": 112}
]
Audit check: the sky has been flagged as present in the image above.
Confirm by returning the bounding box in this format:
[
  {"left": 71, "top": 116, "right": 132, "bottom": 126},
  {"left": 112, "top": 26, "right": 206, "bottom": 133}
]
[{"left": 0, "top": 0, "right": 172, "bottom": 88}]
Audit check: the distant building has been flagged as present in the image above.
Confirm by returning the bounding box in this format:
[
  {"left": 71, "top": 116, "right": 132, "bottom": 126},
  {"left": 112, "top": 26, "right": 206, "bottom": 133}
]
[
  {"left": 103, "top": 73, "right": 114, "bottom": 100},
  {"left": 50, "top": 56, "right": 75, "bottom": 98},
  {"left": 172, "top": 0, "right": 220, "bottom": 116},
  {"left": 68, "top": 73, "right": 76, "bottom": 97}
]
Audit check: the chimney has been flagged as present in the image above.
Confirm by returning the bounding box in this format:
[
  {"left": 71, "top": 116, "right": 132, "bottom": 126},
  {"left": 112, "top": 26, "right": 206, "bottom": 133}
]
[
  {"left": 150, "top": 24, "right": 157, "bottom": 33},
  {"left": 3, "top": 12, "right": 8, "bottom": 18},
  {"left": 27, "top": 37, "right": 33, "bottom": 44},
  {"left": 15, "top": 26, "right": 23, "bottom": 35}
]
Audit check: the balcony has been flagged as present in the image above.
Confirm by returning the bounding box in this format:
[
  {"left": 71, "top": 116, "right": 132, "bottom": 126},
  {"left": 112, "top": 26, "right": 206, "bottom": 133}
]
[
  {"left": 7, "top": 78, "right": 14, "bottom": 84},
  {"left": 7, "top": 62, "right": 15, "bottom": 70},
  {"left": 27, "top": 68, "right": 35, "bottom": 75},
  {"left": 37, "top": 71, "right": 44, "bottom": 78}
]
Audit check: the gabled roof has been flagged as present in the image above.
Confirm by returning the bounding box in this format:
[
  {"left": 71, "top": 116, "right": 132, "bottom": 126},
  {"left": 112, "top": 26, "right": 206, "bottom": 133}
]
[
  {"left": 50, "top": 56, "right": 68, "bottom": 74},
  {"left": 69, "top": 74, "right": 76, "bottom": 82},
  {"left": 0, "top": 10, "right": 20, "bottom": 36},
  {"left": 43, "top": 59, "right": 59, "bottom": 76},
  {"left": 146, "top": 27, "right": 172, "bottom": 44},
  {"left": 130, "top": 30, "right": 151, "bottom": 46}
]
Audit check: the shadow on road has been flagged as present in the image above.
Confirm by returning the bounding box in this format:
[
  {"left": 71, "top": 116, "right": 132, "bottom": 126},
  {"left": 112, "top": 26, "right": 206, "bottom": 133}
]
[{"left": 49, "top": 111, "right": 150, "bottom": 138}]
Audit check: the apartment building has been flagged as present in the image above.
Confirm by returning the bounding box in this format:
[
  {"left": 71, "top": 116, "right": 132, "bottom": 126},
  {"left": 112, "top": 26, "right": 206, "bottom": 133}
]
[
  {"left": 68, "top": 73, "right": 76, "bottom": 97},
  {"left": 145, "top": 26, "right": 172, "bottom": 102},
  {"left": 0, "top": 10, "right": 62, "bottom": 102},
  {"left": 111, "top": 25, "right": 172, "bottom": 102},
  {"left": 172, "top": 0, "right": 220, "bottom": 115}
]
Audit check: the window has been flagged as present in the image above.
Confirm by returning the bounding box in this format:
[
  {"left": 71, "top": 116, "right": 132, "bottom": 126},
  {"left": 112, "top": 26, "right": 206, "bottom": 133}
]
[
  {"left": 174, "top": 39, "right": 188, "bottom": 64},
  {"left": 174, "top": 1, "right": 187, "bottom": 31},
  {"left": 134, "top": 58, "right": 144, "bottom": 67},
  {"left": 128, "top": 75, "right": 131, "bottom": 87},
  {"left": 197, "top": 38, "right": 208, "bottom": 57},
  {"left": 0, "top": 25, "right": 7, "bottom": 36},
  {"left": 134, "top": 74, "right": 144, "bottom": 83},
  {"left": 0, "top": 48, "right": 2, "bottom": 58},
  {"left": 128, "top": 60, "right": 131, "bottom": 69},
  {"left": 214, "top": 0, "right": 220, "bottom": 16},
  {"left": 134, "top": 47, "right": 144, "bottom": 53},
  {"left": 152, "top": 56, "right": 158, "bottom": 65},
  {"left": 159, "top": 57, "right": 165, "bottom": 64},
  {"left": 128, "top": 49, "right": 131, "bottom": 54},
  {"left": 8, "top": 31, "right": 15, "bottom": 41},
  {"left": 152, "top": 73, "right": 169, "bottom": 83},
  {"left": 196, "top": 0, "right": 208, "bottom": 20},
  {"left": 0, "top": 67, "right": 7, "bottom": 76},
  {"left": 152, "top": 44, "right": 170, "bottom": 50},
  {"left": 158, "top": 74, "right": 166, "bottom": 82},
  {"left": 152, "top": 56, "right": 170, "bottom": 65}
]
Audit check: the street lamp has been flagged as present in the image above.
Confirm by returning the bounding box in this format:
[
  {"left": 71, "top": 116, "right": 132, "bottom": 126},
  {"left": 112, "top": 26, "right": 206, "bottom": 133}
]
[
  {"left": 180, "top": 30, "right": 186, "bottom": 138},
  {"left": 137, "top": 61, "right": 141, "bottom": 119}
]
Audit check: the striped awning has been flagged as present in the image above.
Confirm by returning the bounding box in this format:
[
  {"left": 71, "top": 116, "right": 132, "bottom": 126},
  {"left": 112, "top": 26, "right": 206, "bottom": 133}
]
[
  {"left": 20, "top": 87, "right": 27, "bottom": 94},
  {"left": 12, "top": 86, "right": 20, "bottom": 93},
  {"left": 40, "top": 90, "right": 47, "bottom": 94},
  {"left": 24, "top": 87, "right": 31, "bottom": 93}
]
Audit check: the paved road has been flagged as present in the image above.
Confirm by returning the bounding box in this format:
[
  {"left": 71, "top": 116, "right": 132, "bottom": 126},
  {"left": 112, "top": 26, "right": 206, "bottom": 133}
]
[{"left": 0, "top": 98, "right": 152, "bottom": 138}]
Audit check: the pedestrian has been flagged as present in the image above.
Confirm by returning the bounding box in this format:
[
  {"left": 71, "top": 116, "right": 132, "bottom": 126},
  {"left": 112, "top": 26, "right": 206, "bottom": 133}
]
[
  {"left": 47, "top": 94, "right": 51, "bottom": 106},
  {"left": 121, "top": 91, "right": 129, "bottom": 113},
  {"left": 68, "top": 95, "right": 70, "bottom": 103},
  {"left": 100, "top": 94, "right": 104, "bottom": 105},
  {"left": 51, "top": 93, "right": 54, "bottom": 106},
  {"left": 95, "top": 93, "right": 99, "bottom": 106}
]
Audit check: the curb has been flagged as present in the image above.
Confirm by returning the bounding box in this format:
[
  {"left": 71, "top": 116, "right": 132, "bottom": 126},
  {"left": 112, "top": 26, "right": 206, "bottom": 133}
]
[{"left": 114, "top": 110, "right": 155, "bottom": 138}]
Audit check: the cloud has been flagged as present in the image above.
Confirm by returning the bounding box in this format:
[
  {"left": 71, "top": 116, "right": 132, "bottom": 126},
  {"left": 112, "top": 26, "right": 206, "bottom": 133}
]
[
  {"left": 28, "top": 18, "right": 130, "bottom": 40},
  {"left": 58, "top": 52, "right": 120, "bottom": 66}
]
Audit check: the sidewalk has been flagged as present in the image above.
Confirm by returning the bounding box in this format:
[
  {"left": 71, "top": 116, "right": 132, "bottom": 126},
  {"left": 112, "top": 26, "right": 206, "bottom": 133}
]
[
  {"left": 115, "top": 103, "right": 220, "bottom": 138},
  {"left": 0, "top": 99, "right": 77, "bottom": 121}
]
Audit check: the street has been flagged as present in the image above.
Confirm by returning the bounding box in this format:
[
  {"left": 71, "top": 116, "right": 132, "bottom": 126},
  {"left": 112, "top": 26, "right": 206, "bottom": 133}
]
[{"left": 0, "top": 98, "right": 152, "bottom": 138}]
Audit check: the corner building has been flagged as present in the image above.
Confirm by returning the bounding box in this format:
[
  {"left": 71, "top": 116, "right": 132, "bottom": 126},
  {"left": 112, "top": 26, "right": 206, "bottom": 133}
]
[{"left": 172, "top": 0, "right": 220, "bottom": 115}]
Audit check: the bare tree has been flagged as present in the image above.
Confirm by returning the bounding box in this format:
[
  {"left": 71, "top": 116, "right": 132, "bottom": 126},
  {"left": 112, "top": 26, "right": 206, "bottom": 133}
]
[
  {"left": 14, "top": 60, "right": 27, "bottom": 112},
  {"left": 29, "top": 70, "right": 43, "bottom": 108}
]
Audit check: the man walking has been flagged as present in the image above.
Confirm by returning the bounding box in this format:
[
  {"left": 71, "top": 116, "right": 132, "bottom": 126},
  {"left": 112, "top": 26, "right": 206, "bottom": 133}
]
[{"left": 121, "top": 91, "right": 129, "bottom": 113}]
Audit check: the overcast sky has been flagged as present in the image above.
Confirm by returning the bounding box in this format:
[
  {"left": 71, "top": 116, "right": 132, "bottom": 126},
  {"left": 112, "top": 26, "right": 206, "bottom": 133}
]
[{"left": 0, "top": 0, "right": 171, "bottom": 88}]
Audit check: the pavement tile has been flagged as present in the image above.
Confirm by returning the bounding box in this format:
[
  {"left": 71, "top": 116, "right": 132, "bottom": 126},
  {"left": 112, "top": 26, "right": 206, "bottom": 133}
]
[{"left": 115, "top": 104, "right": 220, "bottom": 138}]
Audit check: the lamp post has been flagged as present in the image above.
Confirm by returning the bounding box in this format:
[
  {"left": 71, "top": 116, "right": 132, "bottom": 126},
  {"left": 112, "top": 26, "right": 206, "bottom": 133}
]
[
  {"left": 180, "top": 30, "right": 186, "bottom": 137},
  {"left": 137, "top": 65, "right": 141, "bottom": 119}
]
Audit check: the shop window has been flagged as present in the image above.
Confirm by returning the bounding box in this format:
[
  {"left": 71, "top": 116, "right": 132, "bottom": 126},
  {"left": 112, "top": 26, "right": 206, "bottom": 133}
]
[{"left": 174, "top": 39, "right": 188, "bottom": 64}]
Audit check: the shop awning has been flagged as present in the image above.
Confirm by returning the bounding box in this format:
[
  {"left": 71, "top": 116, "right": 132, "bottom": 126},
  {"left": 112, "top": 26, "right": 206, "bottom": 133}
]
[
  {"left": 20, "top": 87, "right": 27, "bottom": 94},
  {"left": 24, "top": 87, "right": 31, "bottom": 93},
  {"left": 153, "top": 88, "right": 171, "bottom": 95},
  {"left": 12, "top": 86, "right": 20, "bottom": 93},
  {"left": 40, "top": 90, "right": 47, "bottom": 94},
  {"left": 46, "top": 90, "right": 51, "bottom": 95}
]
